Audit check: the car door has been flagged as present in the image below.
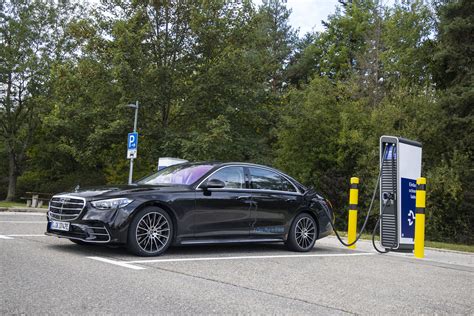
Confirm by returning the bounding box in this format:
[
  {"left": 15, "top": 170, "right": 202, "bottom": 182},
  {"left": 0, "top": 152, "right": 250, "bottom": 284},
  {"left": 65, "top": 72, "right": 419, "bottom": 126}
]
[
  {"left": 247, "top": 167, "right": 301, "bottom": 237},
  {"left": 194, "top": 166, "right": 253, "bottom": 238}
]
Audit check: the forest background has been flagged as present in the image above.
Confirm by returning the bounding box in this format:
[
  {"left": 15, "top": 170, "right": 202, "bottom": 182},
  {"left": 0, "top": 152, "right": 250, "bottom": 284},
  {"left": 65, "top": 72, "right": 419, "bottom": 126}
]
[{"left": 1, "top": 0, "right": 472, "bottom": 244}]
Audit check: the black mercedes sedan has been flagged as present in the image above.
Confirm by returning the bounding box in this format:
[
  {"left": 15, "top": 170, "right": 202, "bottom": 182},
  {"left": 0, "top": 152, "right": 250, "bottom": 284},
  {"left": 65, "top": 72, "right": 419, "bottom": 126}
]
[{"left": 45, "top": 162, "right": 334, "bottom": 256}]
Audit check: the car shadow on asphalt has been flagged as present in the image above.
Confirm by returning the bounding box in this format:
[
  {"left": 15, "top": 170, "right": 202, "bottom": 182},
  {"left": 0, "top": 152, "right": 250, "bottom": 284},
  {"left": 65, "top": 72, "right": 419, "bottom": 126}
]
[{"left": 46, "top": 239, "right": 350, "bottom": 260}]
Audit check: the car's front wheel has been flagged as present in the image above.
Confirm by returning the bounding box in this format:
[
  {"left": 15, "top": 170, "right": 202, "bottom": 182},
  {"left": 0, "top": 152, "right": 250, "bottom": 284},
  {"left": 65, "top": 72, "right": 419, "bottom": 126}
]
[
  {"left": 127, "top": 206, "right": 173, "bottom": 256},
  {"left": 286, "top": 213, "right": 317, "bottom": 252}
]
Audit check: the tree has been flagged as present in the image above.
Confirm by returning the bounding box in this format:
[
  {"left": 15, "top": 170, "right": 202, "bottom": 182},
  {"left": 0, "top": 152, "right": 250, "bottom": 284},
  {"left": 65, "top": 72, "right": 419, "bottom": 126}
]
[
  {"left": 275, "top": 78, "right": 369, "bottom": 221},
  {"left": 21, "top": 0, "right": 294, "bottom": 191},
  {"left": 0, "top": 0, "right": 78, "bottom": 200},
  {"left": 286, "top": 32, "right": 318, "bottom": 87},
  {"left": 254, "top": 0, "right": 297, "bottom": 93},
  {"left": 434, "top": 0, "right": 473, "bottom": 153},
  {"left": 432, "top": 0, "right": 473, "bottom": 243},
  {"left": 382, "top": 1, "right": 435, "bottom": 88}
]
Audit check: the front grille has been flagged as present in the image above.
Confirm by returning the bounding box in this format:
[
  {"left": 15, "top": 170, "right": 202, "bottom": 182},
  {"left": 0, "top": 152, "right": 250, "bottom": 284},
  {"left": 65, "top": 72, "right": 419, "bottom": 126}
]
[{"left": 49, "top": 196, "right": 85, "bottom": 221}]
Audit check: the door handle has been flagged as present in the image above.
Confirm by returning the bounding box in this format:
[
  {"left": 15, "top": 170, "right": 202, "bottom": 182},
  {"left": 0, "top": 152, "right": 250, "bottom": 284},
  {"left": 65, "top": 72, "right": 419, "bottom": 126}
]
[
  {"left": 285, "top": 198, "right": 295, "bottom": 203},
  {"left": 237, "top": 196, "right": 251, "bottom": 200}
]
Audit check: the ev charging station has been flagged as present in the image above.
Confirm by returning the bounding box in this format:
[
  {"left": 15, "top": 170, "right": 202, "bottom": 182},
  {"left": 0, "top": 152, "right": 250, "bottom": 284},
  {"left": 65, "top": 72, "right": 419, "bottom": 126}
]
[{"left": 379, "top": 136, "right": 422, "bottom": 252}]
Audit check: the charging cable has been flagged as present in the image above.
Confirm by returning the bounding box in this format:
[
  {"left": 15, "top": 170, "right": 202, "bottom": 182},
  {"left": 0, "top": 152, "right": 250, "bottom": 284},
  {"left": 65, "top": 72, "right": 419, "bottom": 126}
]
[
  {"left": 371, "top": 198, "right": 393, "bottom": 253},
  {"left": 312, "top": 146, "right": 388, "bottom": 248}
]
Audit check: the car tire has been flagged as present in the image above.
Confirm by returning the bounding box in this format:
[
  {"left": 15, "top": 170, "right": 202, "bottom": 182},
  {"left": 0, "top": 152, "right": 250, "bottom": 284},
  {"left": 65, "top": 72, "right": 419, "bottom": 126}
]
[
  {"left": 127, "top": 206, "right": 173, "bottom": 257},
  {"left": 69, "top": 239, "right": 88, "bottom": 245},
  {"left": 286, "top": 213, "right": 318, "bottom": 252}
]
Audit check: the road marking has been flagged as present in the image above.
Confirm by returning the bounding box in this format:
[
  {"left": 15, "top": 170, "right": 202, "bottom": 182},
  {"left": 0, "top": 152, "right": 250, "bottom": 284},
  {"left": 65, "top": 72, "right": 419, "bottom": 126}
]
[
  {"left": 88, "top": 252, "right": 373, "bottom": 270},
  {"left": 7, "top": 234, "right": 46, "bottom": 237},
  {"left": 0, "top": 212, "right": 46, "bottom": 216},
  {"left": 0, "top": 221, "right": 46, "bottom": 223},
  {"left": 88, "top": 252, "right": 372, "bottom": 270},
  {"left": 0, "top": 234, "right": 47, "bottom": 239},
  {"left": 127, "top": 252, "right": 374, "bottom": 264},
  {"left": 87, "top": 257, "right": 146, "bottom": 270}
]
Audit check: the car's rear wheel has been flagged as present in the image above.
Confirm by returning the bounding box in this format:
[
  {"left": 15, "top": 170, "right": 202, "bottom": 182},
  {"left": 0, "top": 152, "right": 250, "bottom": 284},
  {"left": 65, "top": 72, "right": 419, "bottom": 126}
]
[
  {"left": 286, "top": 213, "right": 317, "bottom": 252},
  {"left": 127, "top": 206, "right": 173, "bottom": 256}
]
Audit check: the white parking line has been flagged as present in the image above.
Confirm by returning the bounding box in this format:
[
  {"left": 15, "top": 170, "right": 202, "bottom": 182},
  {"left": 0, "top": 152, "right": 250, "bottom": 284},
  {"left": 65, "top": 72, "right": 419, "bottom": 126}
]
[
  {"left": 88, "top": 252, "right": 374, "bottom": 270},
  {"left": 0, "top": 234, "right": 47, "bottom": 239},
  {"left": 0, "top": 212, "right": 46, "bottom": 216},
  {"left": 128, "top": 252, "right": 374, "bottom": 264},
  {"left": 7, "top": 234, "right": 46, "bottom": 237},
  {"left": 0, "top": 221, "right": 46, "bottom": 223},
  {"left": 87, "top": 256, "right": 146, "bottom": 270}
]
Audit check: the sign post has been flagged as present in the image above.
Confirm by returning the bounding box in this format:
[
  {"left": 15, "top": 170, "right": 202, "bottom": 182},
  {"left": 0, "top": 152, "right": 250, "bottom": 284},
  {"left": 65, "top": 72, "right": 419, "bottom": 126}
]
[{"left": 127, "top": 101, "right": 139, "bottom": 184}]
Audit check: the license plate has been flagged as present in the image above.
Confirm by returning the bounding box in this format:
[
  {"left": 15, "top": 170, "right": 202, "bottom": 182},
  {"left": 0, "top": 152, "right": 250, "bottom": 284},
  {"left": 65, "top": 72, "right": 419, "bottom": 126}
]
[{"left": 50, "top": 221, "right": 70, "bottom": 231}]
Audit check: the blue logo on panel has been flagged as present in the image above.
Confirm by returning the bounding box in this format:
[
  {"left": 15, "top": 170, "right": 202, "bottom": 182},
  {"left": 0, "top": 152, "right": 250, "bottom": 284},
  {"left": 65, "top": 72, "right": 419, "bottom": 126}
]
[
  {"left": 401, "top": 177, "right": 416, "bottom": 239},
  {"left": 128, "top": 132, "right": 138, "bottom": 150}
]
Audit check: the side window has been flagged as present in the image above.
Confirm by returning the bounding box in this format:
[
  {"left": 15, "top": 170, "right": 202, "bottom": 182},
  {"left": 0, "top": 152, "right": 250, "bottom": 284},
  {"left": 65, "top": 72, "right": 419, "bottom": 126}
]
[
  {"left": 249, "top": 168, "right": 297, "bottom": 192},
  {"left": 280, "top": 176, "right": 298, "bottom": 192},
  {"left": 208, "top": 167, "right": 245, "bottom": 189}
]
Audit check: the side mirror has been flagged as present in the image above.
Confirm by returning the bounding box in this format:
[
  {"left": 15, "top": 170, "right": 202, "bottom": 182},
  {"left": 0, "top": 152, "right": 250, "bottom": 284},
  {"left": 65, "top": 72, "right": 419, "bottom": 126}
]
[{"left": 202, "top": 179, "right": 225, "bottom": 189}]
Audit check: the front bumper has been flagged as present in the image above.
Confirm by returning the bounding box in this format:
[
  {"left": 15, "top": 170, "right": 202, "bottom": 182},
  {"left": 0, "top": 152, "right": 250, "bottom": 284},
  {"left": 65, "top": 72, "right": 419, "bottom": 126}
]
[
  {"left": 46, "top": 222, "right": 111, "bottom": 243},
  {"left": 45, "top": 200, "right": 139, "bottom": 244}
]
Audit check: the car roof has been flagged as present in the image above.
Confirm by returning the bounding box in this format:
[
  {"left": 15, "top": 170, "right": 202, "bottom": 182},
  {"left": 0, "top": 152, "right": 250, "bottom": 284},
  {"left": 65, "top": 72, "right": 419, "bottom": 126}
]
[
  {"left": 178, "top": 161, "right": 273, "bottom": 168},
  {"left": 186, "top": 161, "right": 282, "bottom": 170}
]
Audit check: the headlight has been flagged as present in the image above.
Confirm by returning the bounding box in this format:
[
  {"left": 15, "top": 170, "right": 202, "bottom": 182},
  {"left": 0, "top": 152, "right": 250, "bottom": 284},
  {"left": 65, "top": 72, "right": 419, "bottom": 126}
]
[{"left": 91, "top": 198, "right": 133, "bottom": 210}]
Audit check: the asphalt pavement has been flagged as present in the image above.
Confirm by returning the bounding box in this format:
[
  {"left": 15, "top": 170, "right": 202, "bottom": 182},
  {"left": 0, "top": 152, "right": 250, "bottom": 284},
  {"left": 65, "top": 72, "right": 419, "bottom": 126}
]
[{"left": 1, "top": 212, "right": 473, "bottom": 315}]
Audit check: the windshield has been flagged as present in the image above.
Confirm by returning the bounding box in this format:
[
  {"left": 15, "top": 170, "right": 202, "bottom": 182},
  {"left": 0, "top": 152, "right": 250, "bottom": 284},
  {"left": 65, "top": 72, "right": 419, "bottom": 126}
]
[{"left": 137, "top": 164, "right": 214, "bottom": 186}]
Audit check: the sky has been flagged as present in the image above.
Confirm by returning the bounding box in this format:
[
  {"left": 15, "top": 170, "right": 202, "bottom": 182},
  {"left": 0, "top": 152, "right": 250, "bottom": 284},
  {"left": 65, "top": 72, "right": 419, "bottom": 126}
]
[
  {"left": 254, "top": 0, "right": 342, "bottom": 35},
  {"left": 87, "top": 0, "right": 343, "bottom": 36},
  {"left": 285, "top": 0, "right": 341, "bottom": 34},
  {"left": 255, "top": 0, "right": 396, "bottom": 36}
]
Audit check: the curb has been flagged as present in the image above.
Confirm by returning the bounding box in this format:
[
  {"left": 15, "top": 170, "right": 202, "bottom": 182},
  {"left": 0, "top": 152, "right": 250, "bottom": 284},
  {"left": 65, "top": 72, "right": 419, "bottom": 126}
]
[
  {"left": 327, "top": 235, "right": 473, "bottom": 255},
  {"left": 424, "top": 246, "right": 474, "bottom": 255},
  {"left": 0, "top": 207, "right": 48, "bottom": 213}
]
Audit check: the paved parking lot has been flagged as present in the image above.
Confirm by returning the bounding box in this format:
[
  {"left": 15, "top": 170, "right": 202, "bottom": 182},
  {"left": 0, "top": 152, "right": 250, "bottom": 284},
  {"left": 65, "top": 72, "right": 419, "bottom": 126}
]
[{"left": 1, "top": 212, "right": 473, "bottom": 315}]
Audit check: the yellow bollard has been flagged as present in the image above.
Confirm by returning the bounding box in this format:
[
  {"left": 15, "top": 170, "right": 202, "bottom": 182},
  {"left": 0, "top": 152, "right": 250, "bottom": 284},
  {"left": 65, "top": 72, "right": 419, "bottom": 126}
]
[
  {"left": 414, "top": 177, "right": 426, "bottom": 258},
  {"left": 347, "top": 177, "right": 359, "bottom": 249}
]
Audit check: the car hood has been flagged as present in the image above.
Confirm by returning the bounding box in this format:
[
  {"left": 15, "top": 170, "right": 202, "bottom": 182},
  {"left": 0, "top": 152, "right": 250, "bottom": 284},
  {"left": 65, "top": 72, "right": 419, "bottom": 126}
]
[{"left": 55, "top": 184, "right": 191, "bottom": 199}]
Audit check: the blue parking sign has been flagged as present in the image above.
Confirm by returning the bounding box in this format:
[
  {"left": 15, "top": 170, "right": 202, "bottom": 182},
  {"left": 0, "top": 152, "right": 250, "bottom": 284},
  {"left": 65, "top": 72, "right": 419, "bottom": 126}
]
[{"left": 128, "top": 132, "right": 138, "bottom": 150}]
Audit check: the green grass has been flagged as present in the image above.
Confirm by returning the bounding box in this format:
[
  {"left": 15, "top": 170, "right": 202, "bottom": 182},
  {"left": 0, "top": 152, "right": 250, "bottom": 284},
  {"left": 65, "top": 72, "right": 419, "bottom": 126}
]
[
  {"left": 0, "top": 200, "right": 48, "bottom": 209},
  {"left": 425, "top": 241, "right": 474, "bottom": 253},
  {"left": 334, "top": 231, "right": 473, "bottom": 253}
]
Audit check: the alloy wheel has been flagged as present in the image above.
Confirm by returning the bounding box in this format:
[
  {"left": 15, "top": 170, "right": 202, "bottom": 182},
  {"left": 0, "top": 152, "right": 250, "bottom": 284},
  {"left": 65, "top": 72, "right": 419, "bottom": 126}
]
[
  {"left": 295, "top": 217, "right": 316, "bottom": 249},
  {"left": 135, "top": 211, "right": 170, "bottom": 253}
]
